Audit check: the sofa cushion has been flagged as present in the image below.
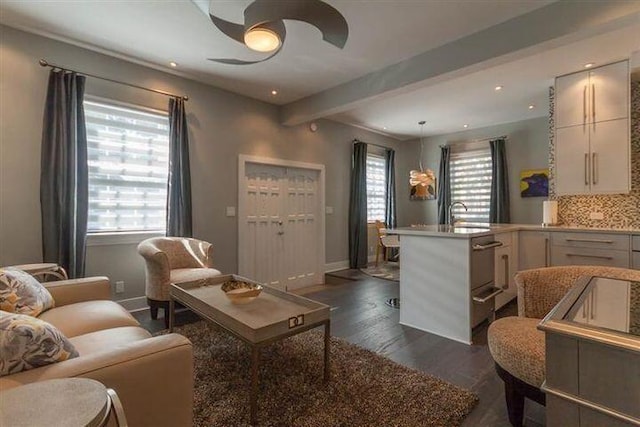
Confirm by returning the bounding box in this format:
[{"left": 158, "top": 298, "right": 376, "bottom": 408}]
[
  {"left": 487, "top": 316, "right": 545, "bottom": 387},
  {"left": 170, "top": 268, "right": 222, "bottom": 285},
  {"left": 0, "top": 310, "right": 78, "bottom": 376},
  {"left": 0, "top": 268, "right": 55, "bottom": 317},
  {"left": 38, "top": 300, "right": 139, "bottom": 338},
  {"left": 69, "top": 326, "right": 151, "bottom": 356}
]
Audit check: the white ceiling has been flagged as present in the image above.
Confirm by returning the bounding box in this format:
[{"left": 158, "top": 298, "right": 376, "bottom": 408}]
[
  {"left": 1, "top": 1, "right": 638, "bottom": 139},
  {"left": 331, "top": 23, "right": 640, "bottom": 139},
  {"left": 0, "top": 0, "right": 553, "bottom": 104}
]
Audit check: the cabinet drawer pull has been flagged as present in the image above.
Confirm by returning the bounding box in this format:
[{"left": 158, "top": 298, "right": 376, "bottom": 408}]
[
  {"left": 565, "top": 238, "right": 614, "bottom": 244},
  {"left": 592, "top": 83, "right": 596, "bottom": 122},
  {"left": 566, "top": 253, "right": 613, "bottom": 260},
  {"left": 473, "top": 287, "right": 503, "bottom": 303},
  {"left": 592, "top": 152, "right": 597, "bottom": 185},
  {"left": 544, "top": 238, "right": 550, "bottom": 267},
  {"left": 472, "top": 241, "right": 503, "bottom": 251}
]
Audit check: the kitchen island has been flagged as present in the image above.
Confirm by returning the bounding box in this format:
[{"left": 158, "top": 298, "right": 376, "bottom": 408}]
[{"left": 390, "top": 224, "right": 639, "bottom": 345}]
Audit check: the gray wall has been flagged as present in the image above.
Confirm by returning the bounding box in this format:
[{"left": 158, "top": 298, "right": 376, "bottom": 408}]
[
  {"left": 397, "top": 117, "right": 549, "bottom": 227},
  {"left": 0, "top": 25, "right": 400, "bottom": 303}
]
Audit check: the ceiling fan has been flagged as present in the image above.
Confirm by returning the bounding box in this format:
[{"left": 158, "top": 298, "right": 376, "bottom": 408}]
[{"left": 192, "top": 0, "right": 349, "bottom": 65}]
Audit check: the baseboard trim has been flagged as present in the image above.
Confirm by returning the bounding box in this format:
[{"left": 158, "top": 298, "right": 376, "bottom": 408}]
[
  {"left": 116, "top": 296, "right": 148, "bottom": 312},
  {"left": 324, "top": 260, "right": 349, "bottom": 273}
]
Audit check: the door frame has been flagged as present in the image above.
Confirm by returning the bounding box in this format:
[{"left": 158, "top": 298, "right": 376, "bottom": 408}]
[{"left": 238, "top": 155, "right": 326, "bottom": 288}]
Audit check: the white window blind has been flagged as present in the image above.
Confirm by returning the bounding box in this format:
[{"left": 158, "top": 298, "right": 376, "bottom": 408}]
[
  {"left": 450, "top": 148, "right": 492, "bottom": 223},
  {"left": 85, "top": 99, "right": 170, "bottom": 233},
  {"left": 366, "top": 153, "right": 387, "bottom": 222}
]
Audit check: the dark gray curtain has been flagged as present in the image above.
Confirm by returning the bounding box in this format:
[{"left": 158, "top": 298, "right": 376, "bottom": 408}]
[
  {"left": 167, "top": 98, "right": 193, "bottom": 237},
  {"left": 40, "top": 70, "right": 88, "bottom": 279},
  {"left": 489, "top": 138, "right": 511, "bottom": 223},
  {"left": 384, "top": 149, "right": 397, "bottom": 229},
  {"left": 349, "top": 142, "right": 368, "bottom": 269},
  {"left": 436, "top": 145, "right": 451, "bottom": 225}
]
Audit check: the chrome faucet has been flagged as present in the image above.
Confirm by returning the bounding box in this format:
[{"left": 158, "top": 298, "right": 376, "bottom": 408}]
[{"left": 448, "top": 201, "right": 468, "bottom": 226}]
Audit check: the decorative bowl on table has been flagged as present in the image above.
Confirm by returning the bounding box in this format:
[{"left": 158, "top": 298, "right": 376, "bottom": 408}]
[{"left": 221, "top": 280, "right": 263, "bottom": 304}]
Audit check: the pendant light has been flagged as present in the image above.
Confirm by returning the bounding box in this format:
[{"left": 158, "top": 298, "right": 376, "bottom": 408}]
[{"left": 409, "top": 121, "right": 436, "bottom": 188}]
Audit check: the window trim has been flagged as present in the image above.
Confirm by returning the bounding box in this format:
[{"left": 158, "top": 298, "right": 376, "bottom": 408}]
[{"left": 84, "top": 96, "right": 170, "bottom": 236}]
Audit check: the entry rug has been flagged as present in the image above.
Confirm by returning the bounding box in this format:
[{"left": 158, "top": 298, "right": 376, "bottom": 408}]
[
  {"left": 164, "top": 321, "right": 478, "bottom": 426},
  {"left": 360, "top": 262, "right": 400, "bottom": 282}
]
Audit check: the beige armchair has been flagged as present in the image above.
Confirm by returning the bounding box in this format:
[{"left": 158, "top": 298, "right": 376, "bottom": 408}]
[
  {"left": 487, "top": 266, "right": 640, "bottom": 427},
  {"left": 137, "top": 237, "right": 221, "bottom": 325},
  {"left": 0, "top": 276, "right": 194, "bottom": 427}
]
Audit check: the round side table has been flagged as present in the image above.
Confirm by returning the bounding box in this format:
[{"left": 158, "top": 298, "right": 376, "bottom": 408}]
[
  {"left": 0, "top": 378, "right": 128, "bottom": 427},
  {"left": 6, "top": 263, "right": 68, "bottom": 281}
]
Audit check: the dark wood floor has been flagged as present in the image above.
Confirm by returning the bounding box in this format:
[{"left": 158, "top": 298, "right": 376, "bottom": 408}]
[{"left": 134, "top": 271, "right": 545, "bottom": 427}]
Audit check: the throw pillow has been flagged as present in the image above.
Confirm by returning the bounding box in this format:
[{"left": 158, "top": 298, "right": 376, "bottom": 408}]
[
  {"left": 0, "top": 268, "right": 55, "bottom": 317},
  {"left": 0, "top": 310, "right": 79, "bottom": 376}
]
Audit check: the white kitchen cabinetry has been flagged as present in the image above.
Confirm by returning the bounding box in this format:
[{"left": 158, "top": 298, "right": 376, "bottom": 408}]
[
  {"left": 555, "top": 60, "right": 630, "bottom": 196},
  {"left": 519, "top": 231, "right": 550, "bottom": 271},
  {"left": 495, "top": 232, "right": 518, "bottom": 310}
]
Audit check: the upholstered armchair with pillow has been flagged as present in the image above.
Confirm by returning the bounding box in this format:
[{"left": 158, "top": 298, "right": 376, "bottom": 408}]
[
  {"left": 0, "top": 271, "right": 194, "bottom": 427},
  {"left": 137, "top": 237, "right": 221, "bottom": 325},
  {"left": 487, "top": 266, "right": 640, "bottom": 427}
]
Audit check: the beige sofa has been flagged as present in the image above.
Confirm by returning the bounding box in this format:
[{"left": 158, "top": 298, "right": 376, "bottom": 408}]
[{"left": 0, "top": 276, "right": 194, "bottom": 427}]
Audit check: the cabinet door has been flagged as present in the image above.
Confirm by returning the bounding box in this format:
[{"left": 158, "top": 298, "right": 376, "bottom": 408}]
[
  {"left": 589, "top": 61, "right": 628, "bottom": 124},
  {"left": 555, "top": 124, "right": 590, "bottom": 196},
  {"left": 555, "top": 71, "right": 590, "bottom": 128},
  {"left": 590, "top": 118, "right": 630, "bottom": 194},
  {"left": 519, "top": 231, "right": 550, "bottom": 270}
]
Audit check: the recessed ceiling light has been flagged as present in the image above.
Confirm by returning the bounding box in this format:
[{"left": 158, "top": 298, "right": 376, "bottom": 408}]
[
  {"left": 383, "top": 126, "right": 387, "bottom": 130},
  {"left": 463, "top": 124, "right": 469, "bottom": 128},
  {"left": 494, "top": 85, "right": 503, "bottom": 91},
  {"left": 528, "top": 104, "right": 535, "bottom": 110},
  {"left": 271, "top": 90, "right": 278, "bottom": 95},
  {"left": 584, "top": 63, "right": 595, "bottom": 68},
  {"left": 169, "top": 61, "right": 178, "bottom": 68}
]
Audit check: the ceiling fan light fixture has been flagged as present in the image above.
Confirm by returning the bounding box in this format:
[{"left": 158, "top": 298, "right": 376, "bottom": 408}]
[{"left": 244, "top": 27, "right": 281, "bottom": 53}]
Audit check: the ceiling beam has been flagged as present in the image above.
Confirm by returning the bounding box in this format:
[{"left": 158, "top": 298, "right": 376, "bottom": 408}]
[{"left": 280, "top": 0, "right": 640, "bottom": 126}]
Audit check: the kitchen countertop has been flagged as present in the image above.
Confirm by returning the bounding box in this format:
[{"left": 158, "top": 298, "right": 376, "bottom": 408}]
[{"left": 389, "top": 223, "right": 640, "bottom": 238}]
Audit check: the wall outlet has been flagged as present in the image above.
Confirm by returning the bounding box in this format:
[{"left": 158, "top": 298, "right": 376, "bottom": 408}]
[
  {"left": 115, "top": 281, "right": 125, "bottom": 294},
  {"left": 226, "top": 206, "right": 236, "bottom": 217},
  {"left": 589, "top": 212, "right": 604, "bottom": 220}
]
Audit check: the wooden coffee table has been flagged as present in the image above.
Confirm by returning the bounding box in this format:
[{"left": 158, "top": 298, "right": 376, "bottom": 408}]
[{"left": 169, "top": 274, "right": 331, "bottom": 426}]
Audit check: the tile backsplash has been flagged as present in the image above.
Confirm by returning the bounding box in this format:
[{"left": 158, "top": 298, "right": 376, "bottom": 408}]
[{"left": 548, "top": 81, "right": 640, "bottom": 229}]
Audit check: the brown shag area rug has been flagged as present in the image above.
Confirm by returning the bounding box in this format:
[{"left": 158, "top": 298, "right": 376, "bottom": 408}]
[{"left": 163, "top": 321, "right": 478, "bottom": 426}]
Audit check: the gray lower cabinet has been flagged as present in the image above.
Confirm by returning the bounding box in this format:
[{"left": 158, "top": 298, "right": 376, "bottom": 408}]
[
  {"left": 550, "top": 232, "right": 631, "bottom": 268},
  {"left": 519, "top": 231, "right": 551, "bottom": 270}
]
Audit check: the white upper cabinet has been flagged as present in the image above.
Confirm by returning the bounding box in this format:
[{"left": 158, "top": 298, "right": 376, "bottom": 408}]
[
  {"left": 588, "top": 61, "right": 629, "bottom": 123},
  {"left": 555, "top": 71, "right": 590, "bottom": 128},
  {"left": 554, "top": 60, "right": 630, "bottom": 196}
]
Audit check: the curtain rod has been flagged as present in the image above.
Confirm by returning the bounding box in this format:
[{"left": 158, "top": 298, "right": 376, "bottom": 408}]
[
  {"left": 439, "top": 135, "right": 508, "bottom": 148},
  {"left": 39, "top": 59, "right": 189, "bottom": 101},
  {"left": 352, "top": 138, "right": 392, "bottom": 151}
]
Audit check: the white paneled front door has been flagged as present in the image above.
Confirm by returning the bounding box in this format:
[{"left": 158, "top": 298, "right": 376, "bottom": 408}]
[{"left": 239, "top": 158, "right": 324, "bottom": 291}]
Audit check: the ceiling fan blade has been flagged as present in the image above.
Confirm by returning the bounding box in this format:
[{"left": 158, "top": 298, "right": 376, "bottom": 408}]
[
  {"left": 208, "top": 44, "right": 283, "bottom": 65},
  {"left": 208, "top": 13, "right": 246, "bottom": 44},
  {"left": 245, "top": 0, "right": 348, "bottom": 49}
]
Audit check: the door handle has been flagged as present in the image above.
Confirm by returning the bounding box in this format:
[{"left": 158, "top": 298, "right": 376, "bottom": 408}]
[
  {"left": 502, "top": 254, "right": 509, "bottom": 290},
  {"left": 592, "top": 152, "right": 597, "bottom": 185},
  {"left": 566, "top": 253, "right": 613, "bottom": 260},
  {"left": 544, "top": 237, "right": 550, "bottom": 267},
  {"left": 592, "top": 83, "right": 596, "bottom": 122},
  {"left": 583, "top": 85, "right": 587, "bottom": 124},
  {"left": 473, "top": 287, "right": 503, "bottom": 303},
  {"left": 584, "top": 153, "right": 589, "bottom": 186}
]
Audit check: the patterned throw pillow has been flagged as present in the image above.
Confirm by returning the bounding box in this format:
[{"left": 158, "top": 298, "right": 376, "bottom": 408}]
[
  {"left": 0, "top": 310, "right": 79, "bottom": 376},
  {"left": 0, "top": 268, "right": 55, "bottom": 317}
]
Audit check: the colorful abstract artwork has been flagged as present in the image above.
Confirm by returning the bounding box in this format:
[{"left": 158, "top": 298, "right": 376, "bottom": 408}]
[{"left": 520, "top": 169, "right": 549, "bottom": 197}]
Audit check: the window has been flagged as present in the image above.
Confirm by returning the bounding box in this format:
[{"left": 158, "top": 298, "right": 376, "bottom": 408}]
[
  {"left": 366, "top": 153, "right": 387, "bottom": 222},
  {"left": 84, "top": 99, "right": 170, "bottom": 233},
  {"left": 450, "top": 147, "right": 492, "bottom": 223}
]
